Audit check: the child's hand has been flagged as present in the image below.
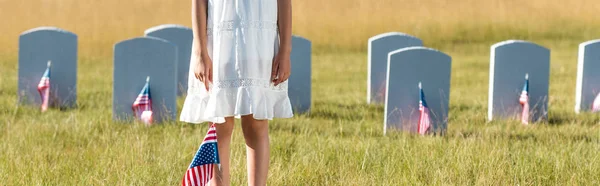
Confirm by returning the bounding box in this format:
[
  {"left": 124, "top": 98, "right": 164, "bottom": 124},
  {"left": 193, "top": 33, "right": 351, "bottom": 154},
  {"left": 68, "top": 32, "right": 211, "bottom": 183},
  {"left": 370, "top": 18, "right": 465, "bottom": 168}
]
[
  {"left": 271, "top": 52, "right": 291, "bottom": 86},
  {"left": 194, "top": 54, "right": 213, "bottom": 91}
]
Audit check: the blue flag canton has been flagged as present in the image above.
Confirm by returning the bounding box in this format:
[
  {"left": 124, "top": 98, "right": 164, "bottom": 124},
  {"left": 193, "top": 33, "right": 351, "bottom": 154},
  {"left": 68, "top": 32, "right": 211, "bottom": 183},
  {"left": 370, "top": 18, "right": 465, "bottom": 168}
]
[
  {"left": 420, "top": 88, "right": 429, "bottom": 108},
  {"left": 140, "top": 83, "right": 151, "bottom": 99},
  {"left": 189, "top": 142, "right": 220, "bottom": 168},
  {"left": 43, "top": 67, "right": 51, "bottom": 78},
  {"left": 522, "top": 78, "right": 529, "bottom": 92}
]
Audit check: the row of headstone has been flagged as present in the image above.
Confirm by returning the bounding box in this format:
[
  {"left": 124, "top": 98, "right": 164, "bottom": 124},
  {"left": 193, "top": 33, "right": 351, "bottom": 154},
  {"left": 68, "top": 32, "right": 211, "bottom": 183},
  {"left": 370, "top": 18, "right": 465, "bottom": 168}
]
[
  {"left": 377, "top": 36, "right": 600, "bottom": 134},
  {"left": 367, "top": 32, "right": 451, "bottom": 134},
  {"left": 18, "top": 27, "right": 599, "bottom": 126},
  {"left": 17, "top": 26, "right": 312, "bottom": 123}
]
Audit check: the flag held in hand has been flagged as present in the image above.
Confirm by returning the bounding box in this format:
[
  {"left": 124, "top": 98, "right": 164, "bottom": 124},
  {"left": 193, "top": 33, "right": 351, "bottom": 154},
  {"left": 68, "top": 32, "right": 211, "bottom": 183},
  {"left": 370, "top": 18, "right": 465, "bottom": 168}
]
[
  {"left": 182, "top": 124, "right": 220, "bottom": 186},
  {"left": 519, "top": 74, "right": 530, "bottom": 125},
  {"left": 132, "top": 76, "right": 153, "bottom": 125},
  {"left": 418, "top": 82, "right": 431, "bottom": 135},
  {"left": 37, "top": 61, "right": 51, "bottom": 112}
]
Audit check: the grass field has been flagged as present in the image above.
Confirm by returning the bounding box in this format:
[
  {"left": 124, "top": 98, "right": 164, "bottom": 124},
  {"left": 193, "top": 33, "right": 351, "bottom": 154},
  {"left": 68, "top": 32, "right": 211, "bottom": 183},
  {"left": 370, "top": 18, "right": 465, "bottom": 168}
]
[{"left": 1, "top": 0, "right": 600, "bottom": 185}]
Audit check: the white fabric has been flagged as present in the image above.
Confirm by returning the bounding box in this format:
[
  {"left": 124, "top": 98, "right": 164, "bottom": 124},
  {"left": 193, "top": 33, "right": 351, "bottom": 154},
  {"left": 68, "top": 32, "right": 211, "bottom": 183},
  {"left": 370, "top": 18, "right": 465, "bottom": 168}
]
[{"left": 180, "top": 0, "right": 293, "bottom": 124}]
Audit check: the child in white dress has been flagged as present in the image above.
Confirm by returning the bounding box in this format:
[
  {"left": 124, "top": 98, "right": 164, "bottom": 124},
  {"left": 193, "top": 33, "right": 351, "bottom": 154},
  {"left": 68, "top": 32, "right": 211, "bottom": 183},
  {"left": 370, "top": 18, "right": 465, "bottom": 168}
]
[{"left": 180, "top": 0, "right": 293, "bottom": 185}]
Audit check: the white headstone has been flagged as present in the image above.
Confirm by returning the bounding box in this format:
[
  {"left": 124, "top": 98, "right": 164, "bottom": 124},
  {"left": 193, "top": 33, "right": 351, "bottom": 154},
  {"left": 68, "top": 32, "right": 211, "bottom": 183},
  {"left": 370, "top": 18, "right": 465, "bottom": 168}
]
[
  {"left": 113, "top": 37, "right": 178, "bottom": 122},
  {"left": 575, "top": 40, "right": 600, "bottom": 113},
  {"left": 368, "top": 32, "right": 423, "bottom": 104},
  {"left": 288, "top": 35, "right": 312, "bottom": 114},
  {"left": 488, "top": 40, "right": 550, "bottom": 122},
  {"left": 384, "top": 47, "right": 451, "bottom": 135},
  {"left": 18, "top": 27, "right": 78, "bottom": 108},
  {"left": 144, "top": 24, "right": 192, "bottom": 96}
]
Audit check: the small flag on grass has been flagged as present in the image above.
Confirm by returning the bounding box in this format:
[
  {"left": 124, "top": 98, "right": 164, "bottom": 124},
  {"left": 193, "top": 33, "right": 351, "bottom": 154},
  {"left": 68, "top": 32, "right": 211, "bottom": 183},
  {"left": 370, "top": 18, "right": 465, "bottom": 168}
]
[
  {"left": 418, "top": 82, "right": 431, "bottom": 135},
  {"left": 37, "top": 61, "right": 51, "bottom": 112},
  {"left": 182, "top": 124, "right": 220, "bottom": 186},
  {"left": 132, "top": 76, "right": 152, "bottom": 125},
  {"left": 519, "top": 74, "right": 529, "bottom": 125}
]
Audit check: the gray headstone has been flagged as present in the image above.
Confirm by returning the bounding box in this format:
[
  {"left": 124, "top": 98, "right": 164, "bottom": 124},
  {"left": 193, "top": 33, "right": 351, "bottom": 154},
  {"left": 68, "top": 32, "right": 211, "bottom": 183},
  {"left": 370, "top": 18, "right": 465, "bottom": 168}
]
[
  {"left": 488, "top": 40, "right": 550, "bottom": 122},
  {"left": 575, "top": 40, "right": 600, "bottom": 113},
  {"left": 288, "top": 35, "right": 312, "bottom": 114},
  {"left": 368, "top": 32, "right": 423, "bottom": 104},
  {"left": 144, "top": 24, "right": 192, "bottom": 96},
  {"left": 384, "top": 47, "right": 451, "bottom": 135},
  {"left": 18, "top": 27, "right": 78, "bottom": 108},
  {"left": 113, "top": 37, "right": 178, "bottom": 122}
]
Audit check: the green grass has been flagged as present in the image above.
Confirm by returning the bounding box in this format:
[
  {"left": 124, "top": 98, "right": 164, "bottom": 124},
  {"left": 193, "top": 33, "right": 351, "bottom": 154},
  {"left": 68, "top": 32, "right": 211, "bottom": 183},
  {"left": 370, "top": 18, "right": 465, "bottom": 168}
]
[{"left": 1, "top": 41, "right": 600, "bottom": 185}]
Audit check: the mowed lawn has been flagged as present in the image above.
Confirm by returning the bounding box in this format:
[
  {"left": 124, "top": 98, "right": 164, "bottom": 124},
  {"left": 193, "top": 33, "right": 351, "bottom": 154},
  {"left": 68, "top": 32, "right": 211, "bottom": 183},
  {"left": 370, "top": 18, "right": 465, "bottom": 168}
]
[{"left": 1, "top": 0, "right": 600, "bottom": 185}]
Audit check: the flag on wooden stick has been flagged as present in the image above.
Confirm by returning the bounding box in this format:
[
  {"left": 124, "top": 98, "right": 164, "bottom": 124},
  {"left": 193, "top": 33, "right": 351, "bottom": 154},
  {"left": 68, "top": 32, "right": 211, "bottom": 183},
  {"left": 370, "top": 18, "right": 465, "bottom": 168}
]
[
  {"left": 132, "top": 76, "right": 153, "bottom": 125},
  {"left": 519, "top": 74, "right": 529, "bottom": 125},
  {"left": 37, "top": 61, "right": 51, "bottom": 112},
  {"left": 182, "top": 124, "right": 220, "bottom": 186},
  {"left": 418, "top": 82, "right": 431, "bottom": 135}
]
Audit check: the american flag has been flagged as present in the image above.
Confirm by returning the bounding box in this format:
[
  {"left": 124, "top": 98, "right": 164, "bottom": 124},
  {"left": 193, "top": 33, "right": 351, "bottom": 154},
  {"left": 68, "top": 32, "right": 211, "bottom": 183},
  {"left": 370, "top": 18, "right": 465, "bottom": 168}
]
[
  {"left": 132, "top": 76, "right": 152, "bottom": 125},
  {"left": 519, "top": 74, "right": 529, "bottom": 125},
  {"left": 418, "top": 82, "right": 431, "bottom": 135},
  {"left": 37, "top": 61, "right": 51, "bottom": 112},
  {"left": 592, "top": 92, "right": 600, "bottom": 112},
  {"left": 182, "top": 124, "right": 220, "bottom": 186}
]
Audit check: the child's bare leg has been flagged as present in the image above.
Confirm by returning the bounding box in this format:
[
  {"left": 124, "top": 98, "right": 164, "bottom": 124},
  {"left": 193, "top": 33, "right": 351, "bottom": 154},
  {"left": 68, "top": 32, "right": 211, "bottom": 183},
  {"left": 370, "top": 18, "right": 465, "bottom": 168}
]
[
  {"left": 241, "top": 115, "right": 270, "bottom": 186},
  {"left": 210, "top": 117, "right": 234, "bottom": 186}
]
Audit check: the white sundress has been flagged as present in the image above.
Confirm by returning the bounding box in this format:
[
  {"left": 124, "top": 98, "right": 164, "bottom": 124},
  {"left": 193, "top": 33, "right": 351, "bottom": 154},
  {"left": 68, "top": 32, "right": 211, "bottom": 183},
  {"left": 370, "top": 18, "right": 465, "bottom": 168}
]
[{"left": 180, "top": 0, "right": 293, "bottom": 124}]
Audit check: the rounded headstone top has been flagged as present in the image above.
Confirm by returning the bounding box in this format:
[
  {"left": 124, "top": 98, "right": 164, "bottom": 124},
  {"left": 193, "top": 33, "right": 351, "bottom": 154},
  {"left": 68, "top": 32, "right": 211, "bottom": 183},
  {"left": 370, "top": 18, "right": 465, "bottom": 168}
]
[
  {"left": 368, "top": 32, "right": 420, "bottom": 42},
  {"left": 580, "top": 39, "right": 600, "bottom": 47},
  {"left": 292, "top": 35, "right": 311, "bottom": 43},
  {"left": 388, "top": 46, "right": 450, "bottom": 59},
  {"left": 115, "top": 36, "right": 176, "bottom": 48},
  {"left": 144, "top": 24, "right": 191, "bottom": 35},
  {"left": 491, "top": 40, "right": 547, "bottom": 50},
  {"left": 21, "top": 26, "right": 76, "bottom": 37}
]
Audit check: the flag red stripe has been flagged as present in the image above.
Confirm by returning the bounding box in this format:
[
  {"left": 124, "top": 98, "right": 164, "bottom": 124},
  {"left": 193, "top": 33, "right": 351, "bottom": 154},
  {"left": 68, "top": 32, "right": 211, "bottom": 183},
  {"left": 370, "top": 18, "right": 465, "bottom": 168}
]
[
  {"left": 186, "top": 170, "right": 192, "bottom": 186},
  {"left": 193, "top": 167, "right": 200, "bottom": 186},
  {"left": 192, "top": 167, "right": 199, "bottom": 186},
  {"left": 200, "top": 165, "right": 205, "bottom": 185},
  {"left": 203, "top": 136, "right": 217, "bottom": 141},
  {"left": 208, "top": 164, "right": 213, "bottom": 183}
]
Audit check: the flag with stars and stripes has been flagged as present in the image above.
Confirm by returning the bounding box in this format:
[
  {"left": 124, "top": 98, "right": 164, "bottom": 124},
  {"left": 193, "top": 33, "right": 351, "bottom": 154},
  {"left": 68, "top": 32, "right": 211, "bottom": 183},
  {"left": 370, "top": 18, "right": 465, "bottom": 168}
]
[
  {"left": 418, "top": 82, "right": 431, "bottom": 135},
  {"left": 132, "top": 77, "right": 152, "bottom": 125},
  {"left": 519, "top": 74, "right": 529, "bottom": 125},
  {"left": 182, "top": 124, "right": 220, "bottom": 186},
  {"left": 37, "top": 61, "right": 51, "bottom": 112},
  {"left": 592, "top": 92, "right": 600, "bottom": 112}
]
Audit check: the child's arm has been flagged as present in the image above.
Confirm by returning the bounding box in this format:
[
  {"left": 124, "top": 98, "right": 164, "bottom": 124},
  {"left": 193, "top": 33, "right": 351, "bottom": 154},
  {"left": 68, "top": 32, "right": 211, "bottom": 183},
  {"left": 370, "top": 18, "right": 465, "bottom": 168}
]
[
  {"left": 277, "top": 0, "right": 292, "bottom": 55},
  {"left": 272, "top": 0, "right": 292, "bottom": 86},
  {"left": 192, "top": 0, "right": 212, "bottom": 90}
]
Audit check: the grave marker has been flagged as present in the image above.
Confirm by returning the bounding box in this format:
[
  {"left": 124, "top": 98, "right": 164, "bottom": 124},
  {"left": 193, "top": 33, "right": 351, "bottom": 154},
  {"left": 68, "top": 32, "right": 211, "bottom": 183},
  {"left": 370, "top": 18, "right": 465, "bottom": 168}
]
[
  {"left": 368, "top": 32, "right": 422, "bottom": 104},
  {"left": 575, "top": 40, "right": 600, "bottom": 113},
  {"left": 145, "top": 24, "right": 192, "bottom": 96},
  {"left": 384, "top": 47, "right": 451, "bottom": 135},
  {"left": 288, "top": 35, "right": 312, "bottom": 114},
  {"left": 113, "top": 37, "right": 177, "bottom": 122},
  {"left": 488, "top": 40, "right": 550, "bottom": 122},
  {"left": 18, "top": 27, "right": 78, "bottom": 108}
]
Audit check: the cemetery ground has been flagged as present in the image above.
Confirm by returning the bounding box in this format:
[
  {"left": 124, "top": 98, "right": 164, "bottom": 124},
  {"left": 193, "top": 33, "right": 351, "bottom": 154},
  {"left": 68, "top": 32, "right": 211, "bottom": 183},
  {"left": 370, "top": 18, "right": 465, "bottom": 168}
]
[
  {"left": 2, "top": 43, "right": 600, "bottom": 185},
  {"left": 2, "top": 0, "right": 600, "bottom": 185}
]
